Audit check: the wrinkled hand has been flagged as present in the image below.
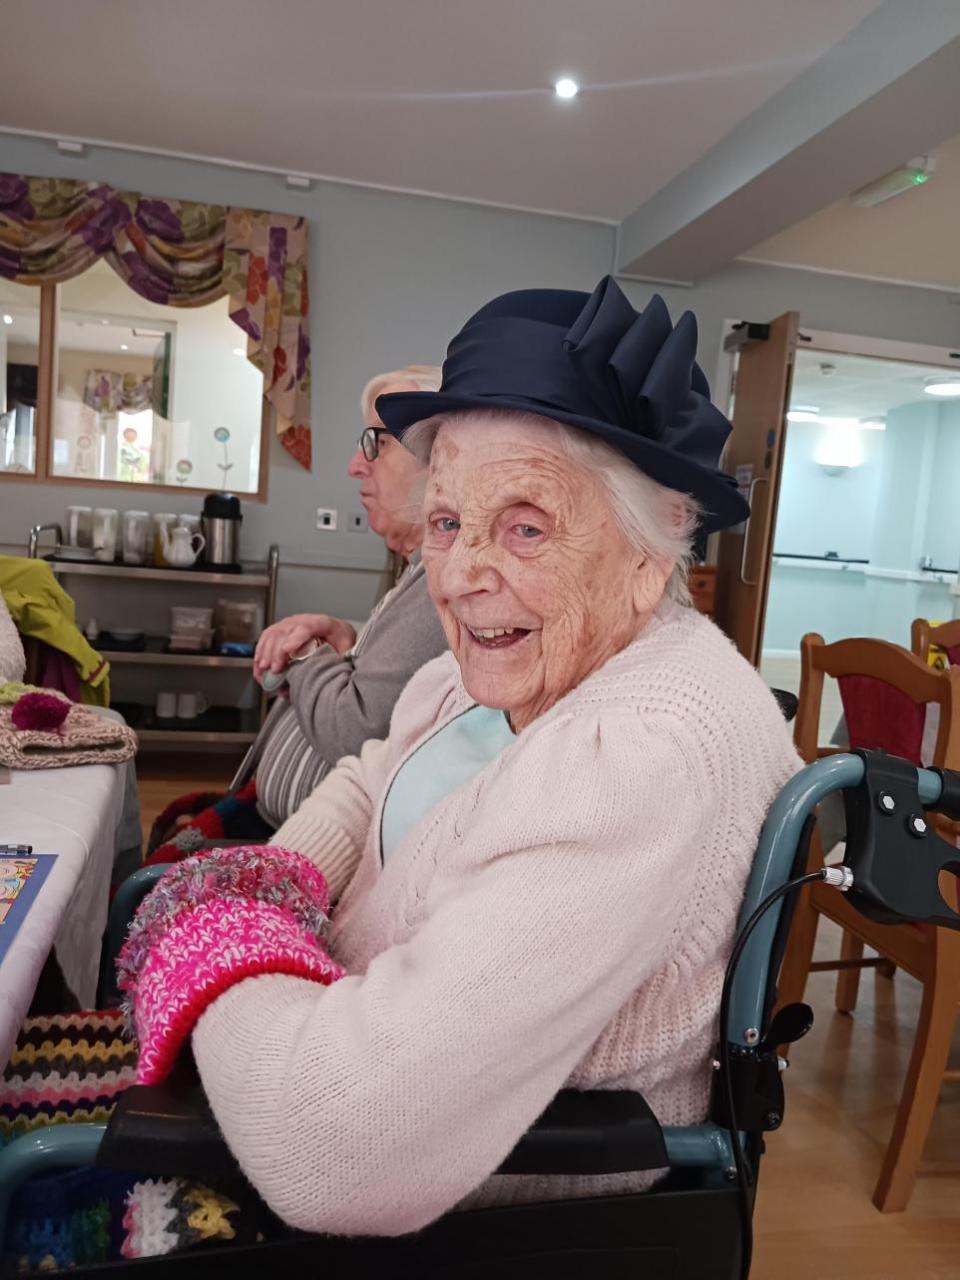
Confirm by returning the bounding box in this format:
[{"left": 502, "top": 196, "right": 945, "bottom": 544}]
[{"left": 253, "top": 612, "right": 357, "bottom": 685}]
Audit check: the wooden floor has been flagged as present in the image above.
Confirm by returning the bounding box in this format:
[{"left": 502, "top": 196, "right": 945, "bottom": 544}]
[
  {"left": 137, "top": 760, "right": 960, "bottom": 1278},
  {"left": 753, "top": 931, "right": 960, "bottom": 1280},
  {"left": 137, "top": 753, "right": 238, "bottom": 844}
]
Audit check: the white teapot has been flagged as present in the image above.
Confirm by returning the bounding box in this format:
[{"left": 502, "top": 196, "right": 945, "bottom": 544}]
[{"left": 161, "top": 523, "right": 206, "bottom": 568}]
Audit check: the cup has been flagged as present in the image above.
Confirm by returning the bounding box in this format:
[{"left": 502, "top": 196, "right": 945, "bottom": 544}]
[
  {"left": 176, "top": 691, "right": 210, "bottom": 720},
  {"left": 92, "top": 508, "right": 119, "bottom": 562},
  {"left": 155, "top": 691, "right": 177, "bottom": 719},
  {"left": 65, "top": 506, "right": 93, "bottom": 548},
  {"left": 122, "top": 510, "right": 150, "bottom": 565}
]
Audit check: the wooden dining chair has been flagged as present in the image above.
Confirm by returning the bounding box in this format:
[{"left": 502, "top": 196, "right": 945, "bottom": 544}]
[
  {"left": 777, "top": 632, "right": 960, "bottom": 1211},
  {"left": 911, "top": 616, "right": 960, "bottom": 670}
]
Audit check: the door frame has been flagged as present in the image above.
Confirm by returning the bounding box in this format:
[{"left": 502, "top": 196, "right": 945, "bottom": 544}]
[{"left": 714, "top": 321, "right": 960, "bottom": 418}]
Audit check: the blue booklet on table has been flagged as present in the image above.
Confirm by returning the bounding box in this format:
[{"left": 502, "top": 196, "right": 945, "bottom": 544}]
[{"left": 0, "top": 854, "right": 57, "bottom": 966}]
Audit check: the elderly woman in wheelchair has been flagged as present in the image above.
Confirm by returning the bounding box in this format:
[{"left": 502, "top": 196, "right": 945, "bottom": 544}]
[{"left": 2, "top": 278, "right": 812, "bottom": 1275}]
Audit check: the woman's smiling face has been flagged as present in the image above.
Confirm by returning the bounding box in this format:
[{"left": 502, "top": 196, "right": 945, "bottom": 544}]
[{"left": 422, "top": 414, "right": 670, "bottom": 732}]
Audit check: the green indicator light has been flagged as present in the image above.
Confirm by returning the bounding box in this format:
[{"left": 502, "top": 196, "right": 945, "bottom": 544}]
[{"left": 913, "top": 173, "right": 929, "bottom": 184}]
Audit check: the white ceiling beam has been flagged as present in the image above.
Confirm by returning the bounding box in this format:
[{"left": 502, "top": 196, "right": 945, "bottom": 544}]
[{"left": 616, "top": 0, "right": 960, "bottom": 283}]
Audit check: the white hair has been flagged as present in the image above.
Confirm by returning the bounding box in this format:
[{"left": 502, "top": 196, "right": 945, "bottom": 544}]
[
  {"left": 360, "top": 364, "right": 442, "bottom": 421},
  {"left": 402, "top": 409, "right": 702, "bottom": 606}
]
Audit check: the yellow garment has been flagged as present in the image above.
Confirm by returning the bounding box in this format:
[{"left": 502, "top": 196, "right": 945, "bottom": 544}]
[{"left": 0, "top": 557, "right": 109, "bottom": 705}]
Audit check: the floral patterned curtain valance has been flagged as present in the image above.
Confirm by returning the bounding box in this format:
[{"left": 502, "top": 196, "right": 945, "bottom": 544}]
[
  {"left": 0, "top": 174, "right": 312, "bottom": 468},
  {"left": 83, "top": 369, "right": 154, "bottom": 415}
]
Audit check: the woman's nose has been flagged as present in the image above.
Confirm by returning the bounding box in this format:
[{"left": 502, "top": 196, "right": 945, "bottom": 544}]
[
  {"left": 347, "top": 446, "right": 369, "bottom": 479},
  {"left": 437, "top": 532, "right": 500, "bottom": 598}
]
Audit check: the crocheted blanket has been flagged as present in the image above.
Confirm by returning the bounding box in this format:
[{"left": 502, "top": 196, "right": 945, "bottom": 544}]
[
  {"left": 145, "top": 777, "right": 272, "bottom": 864},
  {"left": 1, "top": 1011, "right": 137, "bottom": 1272},
  {"left": 0, "top": 1011, "right": 270, "bottom": 1271}
]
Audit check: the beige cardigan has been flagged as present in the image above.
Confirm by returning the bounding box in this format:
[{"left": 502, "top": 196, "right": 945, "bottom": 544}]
[{"left": 193, "top": 602, "right": 800, "bottom": 1236}]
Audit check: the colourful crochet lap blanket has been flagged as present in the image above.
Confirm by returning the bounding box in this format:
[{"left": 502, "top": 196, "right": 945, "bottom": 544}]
[
  {"left": 0, "top": 1011, "right": 137, "bottom": 1272},
  {"left": 0, "top": 1012, "right": 271, "bottom": 1271},
  {"left": 0, "top": 1010, "right": 136, "bottom": 1150},
  {"left": 145, "top": 777, "right": 272, "bottom": 865}
]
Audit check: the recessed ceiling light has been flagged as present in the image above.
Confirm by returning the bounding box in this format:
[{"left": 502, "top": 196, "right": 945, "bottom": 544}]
[
  {"left": 786, "top": 408, "right": 820, "bottom": 423},
  {"left": 120, "top": 343, "right": 129, "bottom": 351},
  {"left": 554, "top": 77, "right": 579, "bottom": 100},
  {"left": 232, "top": 347, "right": 246, "bottom": 357},
  {"left": 2, "top": 314, "right": 12, "bottom": 326},
  {"left": 924, "top": 377, "right": 960, "bottom": 398},
  {"left": 859, "top": 418, "right": 886, "bottom": 430}
]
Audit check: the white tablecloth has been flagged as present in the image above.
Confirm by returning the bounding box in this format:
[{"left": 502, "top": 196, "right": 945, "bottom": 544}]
[{"left": 0, "top": 761, "right": 124, "bottom": 1064}]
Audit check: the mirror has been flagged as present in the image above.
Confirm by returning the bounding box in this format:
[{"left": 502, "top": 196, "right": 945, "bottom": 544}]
[
  {"left": 51, "top": 259, "right": 266, "bottom": 493},
  {"left": 0, "top": 278, "right": 41, "bottom": 474}
]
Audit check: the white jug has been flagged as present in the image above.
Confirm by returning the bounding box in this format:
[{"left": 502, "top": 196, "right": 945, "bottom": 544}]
[{"left": 160, "top": 524, "right": 205, "bottom": 568}]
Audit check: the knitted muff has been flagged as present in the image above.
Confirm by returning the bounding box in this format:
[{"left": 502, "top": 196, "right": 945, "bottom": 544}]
[{"left": 117, "top": 845, "right": 344, "bottom": 1085}]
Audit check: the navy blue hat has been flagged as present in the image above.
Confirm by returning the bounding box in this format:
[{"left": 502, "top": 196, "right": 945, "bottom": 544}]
[{"left": 376, "top": 275, "right": 748, "bottom": 534}]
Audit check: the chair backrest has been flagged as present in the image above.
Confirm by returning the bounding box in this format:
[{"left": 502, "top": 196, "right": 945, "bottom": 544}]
[
  {"left": 911, "top": 617, "right": 960, "bottom": 670},
  {"left": 795, "top": 633, "right": 960, "bottom": 771}
]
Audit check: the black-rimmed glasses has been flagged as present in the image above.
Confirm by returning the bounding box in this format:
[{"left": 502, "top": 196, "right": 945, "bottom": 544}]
[{"left": 359, "top": 427, "right": 387, "bottom": 462}]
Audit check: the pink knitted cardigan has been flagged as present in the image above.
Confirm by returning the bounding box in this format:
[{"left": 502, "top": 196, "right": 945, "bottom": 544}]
[{"left": 192, "top": 602, "right": 801, "bottom": 1236}]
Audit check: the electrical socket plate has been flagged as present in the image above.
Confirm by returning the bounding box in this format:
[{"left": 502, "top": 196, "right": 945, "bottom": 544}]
[
  {"left": 316, "top": 507, "right": 338, "bottom": 530},
  {"left": 348, "top": 510, "right": 368, "bottom": 532}
]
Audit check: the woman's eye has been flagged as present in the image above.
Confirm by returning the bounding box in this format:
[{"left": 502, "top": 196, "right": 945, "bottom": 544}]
[
  {"left": 514, "top": 524, "right": 542, "bottom": 539},
  {"left": 433, "top": 516, "right": 460, "bottom": 534}
]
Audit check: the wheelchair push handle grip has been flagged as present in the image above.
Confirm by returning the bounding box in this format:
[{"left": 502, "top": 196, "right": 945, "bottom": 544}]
[{"left": 930, "top": 767, "right": 960, "bottom": 822}]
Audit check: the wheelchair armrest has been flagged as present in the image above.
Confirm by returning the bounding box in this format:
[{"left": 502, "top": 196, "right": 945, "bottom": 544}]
[
  {"left": 99, "top": 1082, "right": 667, "bottom": 1186},
  {"left": 497, "top": 1089, "right": 668, "bottom": 1176},
  {"left": 96, "top": 1077, "right": 242, "bottom": 1184}
]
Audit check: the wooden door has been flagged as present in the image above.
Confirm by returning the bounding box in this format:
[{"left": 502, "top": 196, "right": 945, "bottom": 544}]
[{"left": 714, "top": 312, "right": 799, "bottom": 666}]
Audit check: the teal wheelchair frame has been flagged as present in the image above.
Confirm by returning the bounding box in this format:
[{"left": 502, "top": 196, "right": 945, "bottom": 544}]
[{"left": 0, "top": 752, "right": 957, "bottom": 1279}]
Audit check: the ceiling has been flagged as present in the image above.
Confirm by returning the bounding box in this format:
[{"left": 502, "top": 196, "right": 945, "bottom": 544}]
[
  {"left": 743, "top": 131, "right": 960, "bottom": 289},
  {"left": 789, "top": 347, "right": 960, "bottom": 421},
  {"left": 0, "top": 0, "right": 883, "bottom": 222}
]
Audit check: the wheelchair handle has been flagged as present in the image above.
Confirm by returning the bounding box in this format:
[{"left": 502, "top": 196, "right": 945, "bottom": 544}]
[
  {"left": 728, "top": 754, "right": 946, "bottom": 1044},
  {"left": 930, "top": 766, "right": 960, "bottom": 822}
]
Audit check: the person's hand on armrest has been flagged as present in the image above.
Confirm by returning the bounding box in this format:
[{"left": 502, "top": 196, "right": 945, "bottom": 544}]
[{"left": 254, "top": 613, "right": 358, "bottom": 685}]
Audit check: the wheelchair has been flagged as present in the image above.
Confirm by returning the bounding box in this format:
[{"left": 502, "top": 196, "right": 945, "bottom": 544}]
[{"left": 1, "top": 748, "right": 957, "bottom": 1279}]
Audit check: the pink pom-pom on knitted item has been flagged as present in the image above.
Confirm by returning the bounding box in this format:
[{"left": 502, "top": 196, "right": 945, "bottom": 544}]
[
  {"left": 11, "top": 691, "right": 71, "bottom": 731},
  {"left": 133, "top": 898, "right": 345, "bottom": 1085}
]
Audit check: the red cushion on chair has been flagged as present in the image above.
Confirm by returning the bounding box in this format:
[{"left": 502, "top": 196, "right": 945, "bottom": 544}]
[
  {"left": 837, "top": 674, "right": 926, "bottom": 765},
  {"left": 946, "top": 643, "right": 960, "bottom": 667}
]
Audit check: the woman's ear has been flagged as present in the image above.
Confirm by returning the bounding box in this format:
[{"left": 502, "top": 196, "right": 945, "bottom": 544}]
[{"left": 631, "top": 556, "right": 672, "bottom": 614}]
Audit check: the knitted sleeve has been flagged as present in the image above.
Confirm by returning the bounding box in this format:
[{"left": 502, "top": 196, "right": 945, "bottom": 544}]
[
  {"left": 286, "top": 568, "right": 448, "bottom": 766},
  {"left": 193, "top": 709, "right": 715, "bottom": 1237}
]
